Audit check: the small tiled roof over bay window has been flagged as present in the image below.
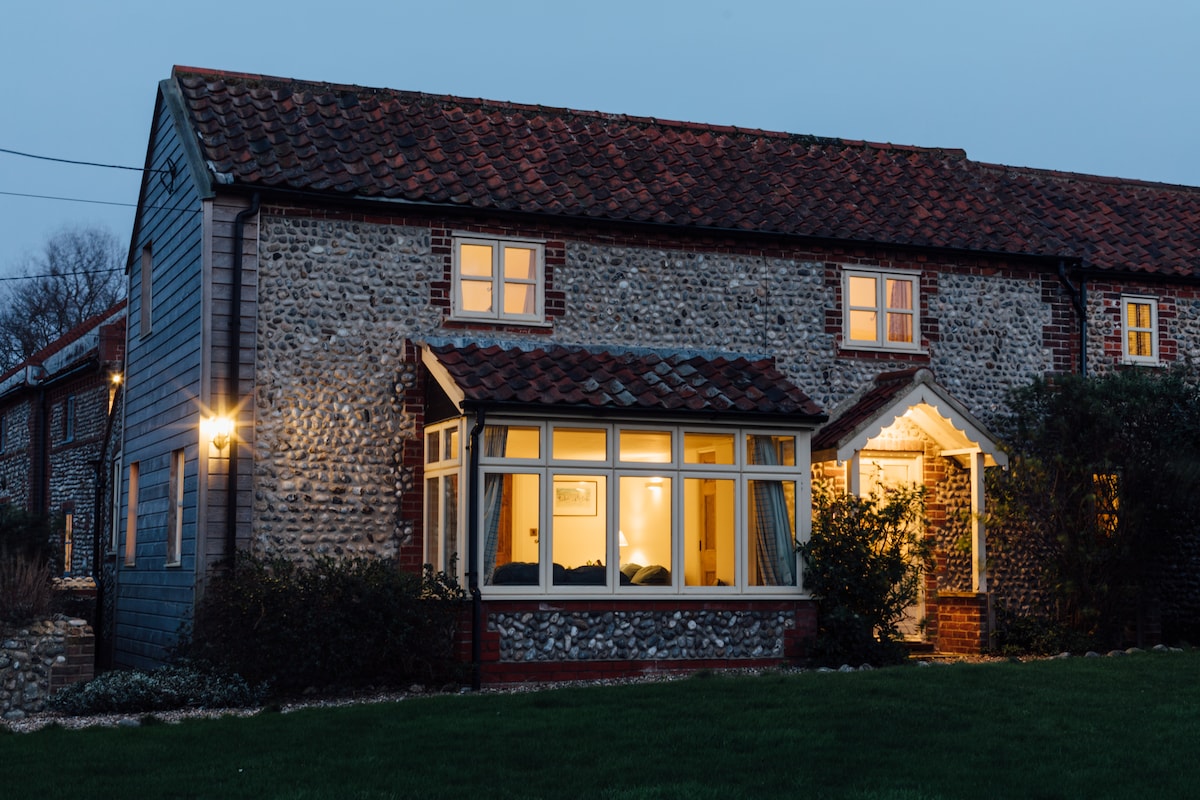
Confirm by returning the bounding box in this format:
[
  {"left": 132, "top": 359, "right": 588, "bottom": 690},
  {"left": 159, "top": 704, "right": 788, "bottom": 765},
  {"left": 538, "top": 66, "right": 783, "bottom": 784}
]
[{"left": 420, "top": 342, "right": 824, "bottom": 598}]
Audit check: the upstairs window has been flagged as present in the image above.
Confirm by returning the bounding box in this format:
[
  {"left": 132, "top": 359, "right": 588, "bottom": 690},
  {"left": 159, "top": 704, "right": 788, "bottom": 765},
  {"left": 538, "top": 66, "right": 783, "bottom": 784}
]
[
  {"left": 843, "top": 269, "right": 920, "bottom": 351},
  {"left": 63, "top": 396, "right": 77, "bottom": 443},
  {"left": 452, "top": 237, "right": 544, "bottom": 323},
  {"left": 1122, "top": 296, "right": 1159, "bottom": 364}
]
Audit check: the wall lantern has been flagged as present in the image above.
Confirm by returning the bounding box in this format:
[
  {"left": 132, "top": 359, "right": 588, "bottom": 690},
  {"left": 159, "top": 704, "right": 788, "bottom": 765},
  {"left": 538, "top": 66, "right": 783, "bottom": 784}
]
[{"left": 202, "top": 415, "right": 235, "bottom": 453}]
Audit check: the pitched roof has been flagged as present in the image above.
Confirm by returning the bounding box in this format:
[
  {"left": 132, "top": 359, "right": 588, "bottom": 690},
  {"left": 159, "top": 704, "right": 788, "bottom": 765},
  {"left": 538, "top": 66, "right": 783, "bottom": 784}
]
[
  {"left": 423, "top": 342, "right": 825, "bottom": 422},
  {"left": 0, "top": 300, "right": 127, "bottom": 391},
  {"left": 170, "top": 66, "right": 1200, "bottom": 278},
  {"left": 813, "top": 368, "right": 1006, "bottom": 467}
]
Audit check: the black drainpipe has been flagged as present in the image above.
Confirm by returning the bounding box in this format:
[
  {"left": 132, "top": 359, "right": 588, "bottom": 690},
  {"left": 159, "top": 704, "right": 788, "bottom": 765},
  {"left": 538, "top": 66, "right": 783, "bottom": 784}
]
[
  {"left": 1057, "top": 260, "right": 1088, "bottom": 377},
  {"left": 225, "top": 193, "right": 261, "bottom": 569},
  {"left": 467, "top": 406, "right": 487, "bottom": 691}
]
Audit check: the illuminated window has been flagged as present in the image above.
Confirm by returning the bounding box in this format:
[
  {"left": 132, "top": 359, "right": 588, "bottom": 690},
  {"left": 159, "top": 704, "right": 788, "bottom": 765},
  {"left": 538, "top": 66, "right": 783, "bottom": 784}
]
[
  {"left": 125, "top": 461, "right": 139, "bottom": 567},
  {"left": 452, "top": 237, "right": 544, "bottom": 323},
  {"left": 62, "top": 508, "right": 74, "bottom": 575},
  {"left": 467, "top": 421, "right": 806, "bottom": 594},
  {"left": 843, "top": 269, "right": 920, "bottom": 350},
  {"left": 1122, "top": 296, "right": 1158, "bottom": 364},
  {"left": 1093, "top": 472, "right": 1120, "bottom": 536},
  {"left": 167, "top": 449, "right": 184, "bottom": 566}
]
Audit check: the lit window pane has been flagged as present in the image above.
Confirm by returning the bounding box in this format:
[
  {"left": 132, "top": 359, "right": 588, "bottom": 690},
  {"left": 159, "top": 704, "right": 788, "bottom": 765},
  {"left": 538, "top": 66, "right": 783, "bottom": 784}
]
[
  {"left": 426, "top": 430, "right": 440, "bottom": 464},
  {"left": 503, "top": 282, "right": 535, "bottom": 316},
  {"left": 849, "top": 309, "right": 877, "bottom": 341},
  {"left": 685, "top": 477, "right": 735, "bottom": 586},
  {"left": 552, "top": 428, "right": 607, "bottom": 461},
  {"left": 848, "top": 275, "right": 877, "bottom": 307},
  {"left": 503, "top": 247, "right": 536, "bottom": 280},
  {"left": 886, "top": 312, "right": 913, "bottom": 343},
  {"left": 1129, "top": 331, "right": 1152, "bottom": 357},
  {"left": 459, "top": 279, "right": 493, "bottom": 313},
  {"left": 484, "top": 473, "right": 540, "bottom": 585},
  {"left": 748, "top": 479, "right": 797, "bottom": 586},
  {"left": 886, "top": 278, "right": 913, "bottom": 311},
  {"left": 1128, "top": 301, "right": 1151, "bottom": 329},
  {"left": 483, "top": 425, "right": 541, "bottom": 459},
  {"left": 460, "top": 243, "right": 494, "bottom": 277},
  {"left": 747, "top": 434, "right": 796, "bottom": 466},
  {"left": 619, "top": 430, "right": 672, "bottom": 463},
  {"left": 443, "top": 428, "right": 459, "bottom": 461},
  {"left": 684, "top": 432, "right": 735, "bottom": 464},
  {"left": 553, "top": 475, "right": 607, "bottom": 586},
  {"left": 619, "top": 476, "right": 672, "bottom": 586}
]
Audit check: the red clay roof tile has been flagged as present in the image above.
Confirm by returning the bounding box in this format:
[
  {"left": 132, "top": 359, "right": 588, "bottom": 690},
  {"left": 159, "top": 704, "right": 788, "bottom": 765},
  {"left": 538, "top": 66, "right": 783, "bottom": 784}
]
[
  {"left": 427, "top": 342, "right": 825, "bottom": 420},
  {"left": 172, "top": 67, "right": 1200, "bottom": 278}
]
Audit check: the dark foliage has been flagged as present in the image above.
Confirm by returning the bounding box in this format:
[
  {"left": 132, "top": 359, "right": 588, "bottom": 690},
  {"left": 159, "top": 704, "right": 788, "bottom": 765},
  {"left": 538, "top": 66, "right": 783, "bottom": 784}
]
[
  {"left": 993, "top": 368, "right": 1200, "bottom": 647},
  {"left": 801, "top": 484, "right": 930, "bottom": 666},
  {"left": 48, "top": 662, "right": 265, "bottom": 714},
  {"left": 0, "top": 507, "right": 57, "bottom": 625},
  {"left": 181, "top": 554, "right": 466, "bottom": 695}
]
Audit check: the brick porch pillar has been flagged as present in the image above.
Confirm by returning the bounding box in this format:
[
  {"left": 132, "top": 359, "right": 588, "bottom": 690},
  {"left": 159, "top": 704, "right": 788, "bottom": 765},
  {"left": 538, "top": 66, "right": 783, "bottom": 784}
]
[{"left": 936, "top": 592, "right": 990, "bottom": 655}]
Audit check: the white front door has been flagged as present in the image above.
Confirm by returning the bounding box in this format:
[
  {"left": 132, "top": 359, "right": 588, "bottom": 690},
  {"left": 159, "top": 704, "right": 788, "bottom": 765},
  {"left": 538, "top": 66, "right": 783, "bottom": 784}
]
[{"left": 859, "top": 455, "right": 925, "bottom": 641}]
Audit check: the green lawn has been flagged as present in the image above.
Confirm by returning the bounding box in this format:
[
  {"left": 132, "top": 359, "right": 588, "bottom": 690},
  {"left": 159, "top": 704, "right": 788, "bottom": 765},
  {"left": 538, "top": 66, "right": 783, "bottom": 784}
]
[{"left": 4, "top": 651, "right": 1198, "bottom": 799}]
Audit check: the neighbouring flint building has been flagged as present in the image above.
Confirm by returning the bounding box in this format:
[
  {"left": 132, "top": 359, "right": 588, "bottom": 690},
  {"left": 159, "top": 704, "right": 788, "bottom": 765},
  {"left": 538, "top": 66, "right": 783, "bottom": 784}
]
[
  {"left": 105, "top": 66, "right": 1200, "bottom": 678},
  {"left": 0, "top": 301, "right": 126, "bottom": 578}
]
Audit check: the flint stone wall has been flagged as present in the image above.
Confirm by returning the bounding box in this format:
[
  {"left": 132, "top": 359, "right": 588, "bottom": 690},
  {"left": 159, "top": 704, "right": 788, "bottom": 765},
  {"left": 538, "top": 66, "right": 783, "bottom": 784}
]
[
  {"left": 253, "top": 218, "right": 442, "bottom": 560},
  {"left": 0, "top": 618, "right": 94, "bottom": 722},
  {"left": 251, "top": 216, "right": 1066, "bottom": 563},
  {"left": 490, "top": 608, "right": 793, "bottom": 662}
]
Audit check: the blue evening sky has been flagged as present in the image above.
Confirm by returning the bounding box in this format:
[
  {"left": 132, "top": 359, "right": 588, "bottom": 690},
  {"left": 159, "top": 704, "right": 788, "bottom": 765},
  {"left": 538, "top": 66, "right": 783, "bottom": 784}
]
[{"left": 2, "top": 0, "right": 1197, "bottom": 280}]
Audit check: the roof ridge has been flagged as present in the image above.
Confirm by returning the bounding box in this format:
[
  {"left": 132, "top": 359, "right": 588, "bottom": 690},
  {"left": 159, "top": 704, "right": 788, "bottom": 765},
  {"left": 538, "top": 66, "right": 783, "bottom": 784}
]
[
  {"left": 976, "top": 159, "right": 1200, "bottom": 194},
  {"left": 171, "top": 66, "right": 967, "bottom": 159}
]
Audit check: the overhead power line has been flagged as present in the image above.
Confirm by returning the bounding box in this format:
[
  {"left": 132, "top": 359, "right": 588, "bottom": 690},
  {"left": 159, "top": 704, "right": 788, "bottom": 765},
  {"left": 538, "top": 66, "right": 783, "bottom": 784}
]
[
  {"left": 0, "top": 267, "right": 123, "bottom": 283},
  {"left": 0, "top": 189, "right": 138, "bottom": 208},
  {"left": 0, "top": 146, "right": 171, "bottom": 175}
]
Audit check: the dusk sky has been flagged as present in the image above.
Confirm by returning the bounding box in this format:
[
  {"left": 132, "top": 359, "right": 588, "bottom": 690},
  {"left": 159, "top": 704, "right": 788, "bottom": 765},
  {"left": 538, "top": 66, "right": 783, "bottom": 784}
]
[{"left": 2, "top": 0, "right": 1198, "bottom": 282}]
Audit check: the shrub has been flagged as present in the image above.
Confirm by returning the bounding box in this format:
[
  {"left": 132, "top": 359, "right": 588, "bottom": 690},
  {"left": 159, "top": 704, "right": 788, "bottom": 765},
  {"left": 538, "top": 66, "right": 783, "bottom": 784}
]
[
  {"left": 0, "top": 507, "right": 57, "bottom": 626},
  {"left": 994, "top": 368, "right": 1200, "bottom": 647},
  {"left": 0, "top": 554, "right": 54, "bottom": 625},
  {"left": 48, "top": 662, "right": 265, "bottom": 715},
  {"left": 182, "top": 554, "right": 466, "bottom": 695},
  {"left": 800, "top": 483, "right": 929, "bottom": 666}
]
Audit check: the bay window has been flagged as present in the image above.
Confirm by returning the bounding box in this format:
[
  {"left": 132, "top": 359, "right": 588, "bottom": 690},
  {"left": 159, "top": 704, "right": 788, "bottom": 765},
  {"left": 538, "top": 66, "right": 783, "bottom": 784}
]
[{"left": 425, "top": 419, "right": 808, "bottom": 595}]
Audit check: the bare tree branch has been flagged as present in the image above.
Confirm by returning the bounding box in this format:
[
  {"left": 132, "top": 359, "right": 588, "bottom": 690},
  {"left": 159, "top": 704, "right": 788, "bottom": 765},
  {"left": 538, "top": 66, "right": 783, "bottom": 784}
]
[{"left": 0, "top": 226, "right": 125, "bottom": 371}]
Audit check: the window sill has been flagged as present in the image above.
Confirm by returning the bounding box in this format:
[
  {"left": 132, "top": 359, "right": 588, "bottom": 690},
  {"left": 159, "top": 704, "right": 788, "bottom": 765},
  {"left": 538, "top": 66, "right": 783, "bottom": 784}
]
[
  {"left": 838, "top": 344, "right": 929, "bottom": 359},
  {"left": 446, "top": 315, "right": 553, "bottom": 329}
]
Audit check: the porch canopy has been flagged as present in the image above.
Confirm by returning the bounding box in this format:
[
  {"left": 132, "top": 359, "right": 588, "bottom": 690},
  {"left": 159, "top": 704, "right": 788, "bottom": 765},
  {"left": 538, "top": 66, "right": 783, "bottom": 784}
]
[{"left": 812, "top": 368, "right": 1007, "bottom": 592}]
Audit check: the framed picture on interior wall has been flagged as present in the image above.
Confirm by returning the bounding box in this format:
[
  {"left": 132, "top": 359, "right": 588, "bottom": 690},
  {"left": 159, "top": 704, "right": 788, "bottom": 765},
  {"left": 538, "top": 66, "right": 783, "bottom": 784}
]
[{"left": 553, "top": 479, "right": 598, "bottom": 516}]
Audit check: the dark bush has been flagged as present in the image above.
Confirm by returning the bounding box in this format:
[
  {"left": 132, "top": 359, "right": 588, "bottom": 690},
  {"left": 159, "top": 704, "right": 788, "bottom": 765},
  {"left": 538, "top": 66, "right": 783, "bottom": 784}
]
[
  {"left": 800, "top": 483, "right": 929, "bottom": 667},
  {"left": 48, "top": 662, "right": 265, "bottom": 715},
  {"left": 0, "top": 507, "right": 56, "bottom": 626},
  {"left": 182, "top": 554, "right": 466, "bottom": 695}
]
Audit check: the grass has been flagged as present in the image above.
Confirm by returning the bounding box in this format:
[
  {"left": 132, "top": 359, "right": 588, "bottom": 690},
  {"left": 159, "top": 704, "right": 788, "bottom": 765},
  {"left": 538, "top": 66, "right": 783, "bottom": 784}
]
[{"left": 4, "top": 651, "right": 1199, "bottom": 799}]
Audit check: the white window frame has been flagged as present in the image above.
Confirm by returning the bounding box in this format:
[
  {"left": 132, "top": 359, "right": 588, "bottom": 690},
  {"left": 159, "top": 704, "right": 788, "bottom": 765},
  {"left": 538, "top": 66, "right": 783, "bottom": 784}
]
[
  {"left": 424, "top": 419, "right": 465, "bottom": 575},
  {"left": 451, "top": 235, "right": 546, "bottom": 324},
  {"left": 842, "top": 268, "right": 921, "bottom": 352},
  {"left": 457, "top": 419, "right": 809, "bottom": 598},
  {"left": 1121, "top": 295, "right": 1159, "bottom": 365}
]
